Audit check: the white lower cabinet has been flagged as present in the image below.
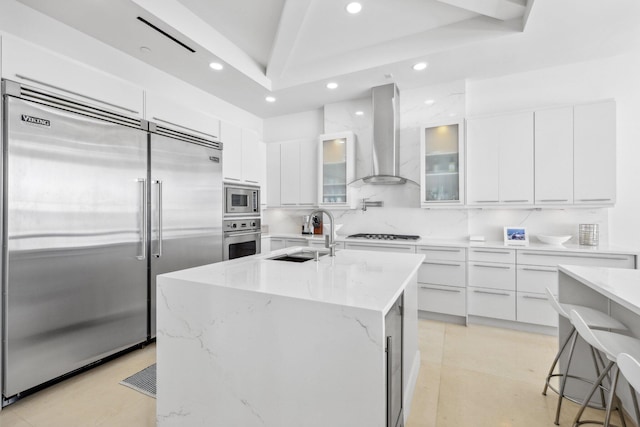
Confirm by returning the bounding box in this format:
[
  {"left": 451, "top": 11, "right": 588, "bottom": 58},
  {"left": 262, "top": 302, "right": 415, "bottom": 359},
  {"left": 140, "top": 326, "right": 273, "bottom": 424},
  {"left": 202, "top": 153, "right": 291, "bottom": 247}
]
[
  {"left": 514, "top": 249, "right": 635, "bottom": 327},
  {"left": 307, "top": 239, "right": 345, "bottom": 250},
  {"left": 468, "top": 248, "right": 516, "bottom": 321},
  {"left": 467, "top": 288, "right": 516, "bottom": 321},
  {"left": 270, "top": 238, "right": 308, "bottom": 250},
  {"left": 418, "top": 284, "right": 466, "bottom": 317},
  {"left": 344, "top": 242, "right": 416, "bottom": 253},
  {"left": 416, "top": 246, "right": 466, "bottom": 316},
  {"left": 517, "top": 292, "right": 558, "bottom": 327}
]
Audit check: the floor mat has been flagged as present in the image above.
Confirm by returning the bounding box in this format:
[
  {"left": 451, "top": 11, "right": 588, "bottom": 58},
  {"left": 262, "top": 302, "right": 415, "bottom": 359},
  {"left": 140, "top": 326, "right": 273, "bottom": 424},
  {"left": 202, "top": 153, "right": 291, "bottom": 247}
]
[{"left": 120, "top": 363, "right": 156, "bottom": 398}]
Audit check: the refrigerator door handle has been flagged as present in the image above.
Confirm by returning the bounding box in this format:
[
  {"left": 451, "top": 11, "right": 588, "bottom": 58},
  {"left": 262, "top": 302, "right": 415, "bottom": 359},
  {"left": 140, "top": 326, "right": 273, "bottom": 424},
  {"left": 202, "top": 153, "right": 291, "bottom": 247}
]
[
  {"left": 154, "top": 180, "right": 163, "bottom": 258},
  {"left": 137, "top": 178, "right": 147, "bottom": 260}
]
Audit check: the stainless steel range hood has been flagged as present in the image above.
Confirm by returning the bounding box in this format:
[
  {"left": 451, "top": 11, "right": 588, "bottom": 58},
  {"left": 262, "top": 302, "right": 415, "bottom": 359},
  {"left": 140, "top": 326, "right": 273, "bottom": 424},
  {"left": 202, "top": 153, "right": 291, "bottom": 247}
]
[{"left": 362, "top": 83, "right": 407, "bottom": 185}]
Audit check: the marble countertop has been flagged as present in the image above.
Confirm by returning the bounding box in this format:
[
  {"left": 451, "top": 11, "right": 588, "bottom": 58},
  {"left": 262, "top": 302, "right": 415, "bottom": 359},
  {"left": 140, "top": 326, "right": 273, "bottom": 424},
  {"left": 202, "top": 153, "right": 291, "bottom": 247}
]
[
  {"left": 159, "top": 247, "right": 425, "bottom": 314},
  {"left": 559, "top": 265, "right": 640, "bottom": 315},
  {"left": 264, "top": 233, "right": 639, "bottom": 255}
]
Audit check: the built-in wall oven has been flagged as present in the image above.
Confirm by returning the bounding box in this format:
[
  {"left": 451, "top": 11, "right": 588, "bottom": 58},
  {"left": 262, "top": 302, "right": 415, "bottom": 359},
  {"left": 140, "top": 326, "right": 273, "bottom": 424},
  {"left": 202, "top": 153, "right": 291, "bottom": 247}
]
[
  {"left": 224, "top": 184, "right": 260, "bottom": 216},
  {"left": 223, "top": 218, "right": 261, "bottom": 260},
  {"left": 223, "top": 183, "right": 261, "bottom": 260}
]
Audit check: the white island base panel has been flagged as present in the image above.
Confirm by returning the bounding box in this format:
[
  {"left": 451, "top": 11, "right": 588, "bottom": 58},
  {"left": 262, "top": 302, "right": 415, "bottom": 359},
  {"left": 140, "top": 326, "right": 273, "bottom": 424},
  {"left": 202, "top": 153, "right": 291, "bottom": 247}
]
[{"left": 156, "top": 249, "right": 422, "bottom": 427}]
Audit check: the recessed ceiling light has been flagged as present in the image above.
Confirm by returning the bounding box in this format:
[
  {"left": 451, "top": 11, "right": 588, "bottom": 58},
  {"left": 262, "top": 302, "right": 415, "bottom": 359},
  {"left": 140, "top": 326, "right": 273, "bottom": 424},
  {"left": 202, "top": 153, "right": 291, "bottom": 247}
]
[
  {"left": 424, "top": 99, "right": 435, "bottom": 105},
  {"left": 346, "top": 2, "right": 362, "bottom": 14},
  {"left": 413, "top": 62, "right": 428, "bottom": 71},
  {"left": 326, "top": 82, "right": 338, "bottom": 89},
  {"left": 355, "top": 111, "right": 364, "bottom": 116},
  {"left": 265, "top": 96, "right": 276, "bottom": 103},
  {"left": 209, "top": 62, "right": 224, "bottom": 71}
]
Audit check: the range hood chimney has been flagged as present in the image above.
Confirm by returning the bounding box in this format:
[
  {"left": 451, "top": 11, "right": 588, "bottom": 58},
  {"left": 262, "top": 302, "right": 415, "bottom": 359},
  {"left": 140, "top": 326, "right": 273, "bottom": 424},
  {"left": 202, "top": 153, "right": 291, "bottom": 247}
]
[{"left": 362, "top": 83, "right": 407, "bottom": 185}]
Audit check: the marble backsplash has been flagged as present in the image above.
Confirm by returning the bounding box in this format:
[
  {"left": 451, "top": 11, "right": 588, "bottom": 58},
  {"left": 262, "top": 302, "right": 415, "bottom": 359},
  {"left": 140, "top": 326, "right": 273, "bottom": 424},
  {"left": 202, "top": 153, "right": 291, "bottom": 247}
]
[{"left": 263, "top": 205, "right": 608, "bottom": 244}]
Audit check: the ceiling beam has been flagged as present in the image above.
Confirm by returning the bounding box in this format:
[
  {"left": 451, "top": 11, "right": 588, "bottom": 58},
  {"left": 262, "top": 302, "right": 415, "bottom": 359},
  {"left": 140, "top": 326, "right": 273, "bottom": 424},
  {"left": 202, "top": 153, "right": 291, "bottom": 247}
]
[
  {"left": 436, "top": 0, "right": 526, "bottom": 22},
  {"left": 266, "top": 0, "right": 314, "bottom": 87},
  {"left": 130, "top": 0, "right": 272, "bottom": 90}
]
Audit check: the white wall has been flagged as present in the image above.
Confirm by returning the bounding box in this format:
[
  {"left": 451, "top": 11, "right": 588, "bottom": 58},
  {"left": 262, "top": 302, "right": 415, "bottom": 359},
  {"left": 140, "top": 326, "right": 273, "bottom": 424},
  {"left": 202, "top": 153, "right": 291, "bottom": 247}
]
[{"left": 0, "top": 0, "right": 262, "bottom": 133}]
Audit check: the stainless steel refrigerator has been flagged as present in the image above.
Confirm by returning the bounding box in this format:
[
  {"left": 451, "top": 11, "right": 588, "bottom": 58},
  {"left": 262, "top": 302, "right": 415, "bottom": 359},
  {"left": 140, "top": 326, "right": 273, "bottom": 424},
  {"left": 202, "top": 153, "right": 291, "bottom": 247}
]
[
  {"left": 1, "top": 80, "right": 223, "bottom": 400},
  {"left": 148, "top": 124, "right": 223, "bottom": 337}
]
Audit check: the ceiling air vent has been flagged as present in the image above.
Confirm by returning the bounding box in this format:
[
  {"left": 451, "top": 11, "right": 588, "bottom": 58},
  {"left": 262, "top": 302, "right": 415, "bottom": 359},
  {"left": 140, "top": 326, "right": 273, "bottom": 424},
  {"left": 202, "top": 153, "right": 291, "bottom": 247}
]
[{"left": 136, "top": 17, "right": 196, "bottom": 53}]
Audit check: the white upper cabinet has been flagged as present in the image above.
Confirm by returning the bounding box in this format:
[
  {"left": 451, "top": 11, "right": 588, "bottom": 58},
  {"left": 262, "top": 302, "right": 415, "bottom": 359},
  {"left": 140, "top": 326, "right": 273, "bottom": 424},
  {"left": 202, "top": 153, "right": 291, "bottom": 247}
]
[
  {"left": 221, "top": 122, "right": 262, "bottom": 185},
  {"left": 574, "top": 100, "right": 616, "bottom": 205},
  {"left": 535, "top": 107, "right": 574, "bottom": 205},
  {"left": 2, "top": 36, "right": 144, "bottom": 117},
  {"left": 280, "top": 141, "right": 301, "bottom": 205},
  {"left": 318, "top": 132, "right": 355, "bottom": 208},
  {"left": 266, "top": 143, "right": 281, "bottom": 207},
  {"left": 242, "top": 129, "right": 261, "bottom": 185},
  {"left": 420, "top": 121, "right": 465, "bottom": 206},
  {"left": 146, "top": 92, "right": 220, "bottom": 139},
  {"left": 267, "top": 139, "right": 317, "bottom": 208},
  {"left": 466, "top": 112, "right": 533, "bottom": 205}
]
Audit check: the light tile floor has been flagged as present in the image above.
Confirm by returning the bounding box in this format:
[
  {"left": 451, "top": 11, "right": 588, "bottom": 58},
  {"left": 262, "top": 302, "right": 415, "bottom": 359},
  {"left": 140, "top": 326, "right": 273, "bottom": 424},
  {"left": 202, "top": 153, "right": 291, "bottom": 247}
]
[{"left": 0, "top": 320, "right": 633, "bottom": 426}]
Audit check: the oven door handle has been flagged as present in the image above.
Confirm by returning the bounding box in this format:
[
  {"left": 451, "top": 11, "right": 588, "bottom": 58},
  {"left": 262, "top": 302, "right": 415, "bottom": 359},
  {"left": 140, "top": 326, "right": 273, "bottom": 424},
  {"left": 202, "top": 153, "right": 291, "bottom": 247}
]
[{"left": 225, "top": 231, "right": 261, "bottom": 238}]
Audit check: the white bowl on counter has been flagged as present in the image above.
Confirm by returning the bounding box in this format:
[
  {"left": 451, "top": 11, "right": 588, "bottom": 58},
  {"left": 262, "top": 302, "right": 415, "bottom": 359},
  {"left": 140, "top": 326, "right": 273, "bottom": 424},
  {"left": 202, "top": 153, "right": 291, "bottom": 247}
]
[{"left": 537, "top": 235, "right": 572, "bottom": 245}]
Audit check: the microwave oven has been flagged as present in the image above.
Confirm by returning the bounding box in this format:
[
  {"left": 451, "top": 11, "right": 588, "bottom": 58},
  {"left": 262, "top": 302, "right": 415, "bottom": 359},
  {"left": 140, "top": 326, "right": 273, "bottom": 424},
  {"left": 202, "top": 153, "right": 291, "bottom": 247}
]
[{"left": 224, "top": 184, "right": 260, "bottom": 216}]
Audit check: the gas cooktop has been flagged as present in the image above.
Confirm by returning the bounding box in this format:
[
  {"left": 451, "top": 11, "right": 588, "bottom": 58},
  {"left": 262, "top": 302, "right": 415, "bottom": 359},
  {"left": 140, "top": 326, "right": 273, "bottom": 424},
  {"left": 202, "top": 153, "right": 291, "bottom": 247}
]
[{"left": 347, "top": 233, "right": 421, "bottom": 241}]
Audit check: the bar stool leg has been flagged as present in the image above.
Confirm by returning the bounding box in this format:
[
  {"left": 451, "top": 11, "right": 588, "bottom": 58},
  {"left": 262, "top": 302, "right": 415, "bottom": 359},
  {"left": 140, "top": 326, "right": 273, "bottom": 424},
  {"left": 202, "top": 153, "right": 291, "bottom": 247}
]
[
  {"left": 591, "top": 346, "right": 608, "bottom": 408},
  {"left": 556, "top": 329, "right": 580, "bottom": 425},
  {"left": 614, "top": 393, "right": 627, "bottom": 427},
  {"left": 544, "top": 326, "right": 577, "bottom": 396},
  {"left": 573, "top": 361, "right": 615, "bottom": 427},
  {"left": 603, "top": 365, "right": 620, "bottom": 427},
  {"left": 630, "top": 383, "right": 640, "bottom": 426}
]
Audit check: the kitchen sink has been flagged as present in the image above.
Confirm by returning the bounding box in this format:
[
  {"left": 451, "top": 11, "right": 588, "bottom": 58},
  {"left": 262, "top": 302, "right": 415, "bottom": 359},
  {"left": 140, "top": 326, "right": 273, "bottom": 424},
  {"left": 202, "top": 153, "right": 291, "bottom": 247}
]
[{"left": 268, "top": 250, "right": 329, "bottom": 263}]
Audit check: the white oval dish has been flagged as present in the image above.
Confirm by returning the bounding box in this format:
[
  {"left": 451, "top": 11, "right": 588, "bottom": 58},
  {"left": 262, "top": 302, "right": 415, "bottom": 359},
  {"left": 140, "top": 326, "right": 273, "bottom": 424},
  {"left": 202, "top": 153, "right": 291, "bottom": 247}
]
[{"left": 537, "top": 235, "right": 571, "bottom": 245}]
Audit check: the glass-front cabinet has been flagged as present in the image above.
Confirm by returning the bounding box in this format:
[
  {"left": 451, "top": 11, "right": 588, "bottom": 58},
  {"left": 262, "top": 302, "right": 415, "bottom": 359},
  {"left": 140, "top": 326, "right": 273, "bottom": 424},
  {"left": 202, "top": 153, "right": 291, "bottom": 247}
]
[
  {"left": 318, "top": 131, "right": 355, "bottom": 207},
  {"left": 420, "top": 121, "right": 464, "bottom": 206}
]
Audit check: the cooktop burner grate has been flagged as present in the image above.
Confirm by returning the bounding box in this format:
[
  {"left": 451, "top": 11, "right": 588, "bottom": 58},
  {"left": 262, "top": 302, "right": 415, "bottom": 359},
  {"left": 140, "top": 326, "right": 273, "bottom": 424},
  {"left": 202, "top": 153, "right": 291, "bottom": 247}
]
[{"left": 347, "top": 233, "right": 421, "bottom": 241}]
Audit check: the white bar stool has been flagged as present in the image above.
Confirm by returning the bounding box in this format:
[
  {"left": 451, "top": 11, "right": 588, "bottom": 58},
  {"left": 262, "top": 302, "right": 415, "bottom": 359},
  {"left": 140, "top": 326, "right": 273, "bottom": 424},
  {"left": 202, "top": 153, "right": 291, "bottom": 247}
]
[
  {"left": 544, "top": 288, "right": 629, "bottom": 425},
  {"left": 570, "top": 309, "right": 640, "bottom": 427},
  {"left": 616, "top": 353, "right": 640, "bottom": 426}
]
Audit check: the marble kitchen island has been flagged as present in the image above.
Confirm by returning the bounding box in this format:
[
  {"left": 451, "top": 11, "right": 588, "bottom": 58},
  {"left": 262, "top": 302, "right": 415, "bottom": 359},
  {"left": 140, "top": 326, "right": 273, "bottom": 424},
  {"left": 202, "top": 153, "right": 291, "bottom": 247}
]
[{"left": 156, "top": 247, "right": 424, "bottom": 427}]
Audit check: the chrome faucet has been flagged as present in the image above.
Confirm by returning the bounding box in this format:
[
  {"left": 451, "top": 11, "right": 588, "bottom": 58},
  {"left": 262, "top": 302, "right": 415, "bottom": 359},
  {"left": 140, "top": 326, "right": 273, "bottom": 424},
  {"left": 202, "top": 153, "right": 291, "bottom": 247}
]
[{"left": 307, "top": 209, "right": 337, "bottom": 257}]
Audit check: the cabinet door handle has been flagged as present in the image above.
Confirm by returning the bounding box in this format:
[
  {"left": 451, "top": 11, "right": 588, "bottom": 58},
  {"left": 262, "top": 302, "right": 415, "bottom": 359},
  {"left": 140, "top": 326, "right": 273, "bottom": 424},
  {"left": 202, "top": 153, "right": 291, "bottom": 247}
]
[
  {"left": 577, "top": 198, "right": 612, "bottom": 202},
  {"left": 538, "top": 199, "right": 569, "bottom": 202},
  {"left": 520, "top": 252, "right": 629, "bottom": 261},
  {"left": 349, "top": 244, "right": 413, "bottom": 251},
  {"left": 521, "top": 267, "right": 557, "bottom": 273},
  {"left": 420, "top": 286, "right": 461, "bottom": 293},
  {"left": 423, "top": 261, "right": 462, "bottom": 267},
  {"left": 419, "top": 248, "right": 462, "bottom": 253},
  {"left": 522, "top": 294, "right": 548, "bottom": 301},
  {"left": 472, "top": 250, "right": 511, "bottom": 255},
  {"left": 473, "top": 290, "right": 510, "bottom": 297},
  {"left": 224, "top": 177, "right": 242, "bottom": 182},
  {"left": 503, "top": 200, "right": 530, "bottom": 203},
  {"left": 245, "top": 180, "right": 259, "bottom": 184},
  {"left": 474, "top": 200, "right": 499, "bottom": 203},
  {"left": 472, "top": 264, "right": 511, "bottom": 270}
]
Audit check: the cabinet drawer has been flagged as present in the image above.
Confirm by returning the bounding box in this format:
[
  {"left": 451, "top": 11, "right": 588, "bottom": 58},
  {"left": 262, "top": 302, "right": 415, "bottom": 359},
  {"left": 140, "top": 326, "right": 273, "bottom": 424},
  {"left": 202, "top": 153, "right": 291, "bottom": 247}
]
[
  {"left": 517, "top": 250, "right": 635, "bottom": 269},
  {"left": 517, "top": 265, "right": 558, "bottom": 294},
  {"left": 517, "top": 292, "right": 558, "bottom": 327},
  {"left": 307, "top": 240, "right": 344, "bottom": 250},
  {"left": 469, "top": 248, "right": 515, "bottom": 264},
  {"left": 468, "top": 262, "right": 515, "bottom": 291},
  {"left": 416, "top": 246, "right": 465, "bottom": 262},
  {"left": 344, "top": 243, "right": 415, "bottom": 253},
  {"left": 270, "top": 238, "right": 285, "bottom": 251},
  {"left": 285, "top": 239, "right": 308, "bottom": 248},
  {"left": 418, "top": 284, "right": 466, "bottom": 316},
  {"left": 467, "top": 288, "right": 516, "bottom": 321},
  {"left": 418, "top": 261, "right": 465, "bottom": 287}
]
